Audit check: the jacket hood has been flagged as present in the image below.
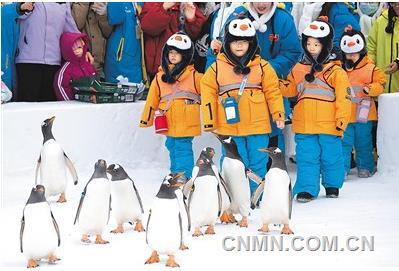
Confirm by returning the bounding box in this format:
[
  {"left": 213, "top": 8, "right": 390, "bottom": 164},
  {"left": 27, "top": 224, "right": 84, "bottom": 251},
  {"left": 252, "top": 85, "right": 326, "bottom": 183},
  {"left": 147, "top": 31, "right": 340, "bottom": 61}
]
[{"left": 60, "top": 32, "right": 89, "bottom": 63}]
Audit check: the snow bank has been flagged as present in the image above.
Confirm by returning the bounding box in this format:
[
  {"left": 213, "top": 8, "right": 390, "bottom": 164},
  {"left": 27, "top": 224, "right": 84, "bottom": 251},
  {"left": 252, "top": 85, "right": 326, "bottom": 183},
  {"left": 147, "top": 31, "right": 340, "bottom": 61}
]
[
  {"left": 377, "top": 93, "right": 399, "bottom": 176},
  {"left": 1, "top": 101, "right": 220, "bottom": 203}
]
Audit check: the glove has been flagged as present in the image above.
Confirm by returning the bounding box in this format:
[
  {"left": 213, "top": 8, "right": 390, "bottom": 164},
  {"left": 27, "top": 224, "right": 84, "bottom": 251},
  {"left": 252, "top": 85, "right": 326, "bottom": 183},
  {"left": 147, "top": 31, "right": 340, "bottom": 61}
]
[{"left": 91, "top": 2, "right": 107, "bottom": 16}]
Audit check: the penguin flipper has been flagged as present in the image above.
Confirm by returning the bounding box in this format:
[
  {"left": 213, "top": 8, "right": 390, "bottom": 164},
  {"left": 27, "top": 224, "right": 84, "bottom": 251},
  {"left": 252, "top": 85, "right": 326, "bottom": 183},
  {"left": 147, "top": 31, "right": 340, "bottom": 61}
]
[
  {"left": 178, "top": 213, "right": 183, "bottom": 248},
  {"left": 216, "top": 183, "right": 222, "bottom": 217},
  {"left": 64, "top": 153, "right": 78, "bottom": 185},
  {"left": 74, "top": 189, "right": 86, "bottom": 225},
  {"left": 251, "top": 180, "right": 265, "bottom": 210},
  {"left": 288, "top": 182, "right": 293, "bottom": 219},
  {"left": 34, "top": 156, "right": 41, "bottom": 185},
  {"left": 145, "top": 210, "right": 152, "bottom": 244},
  {"left": 183, "top": 178, "right": 194, "bottom": 199},
  {"left": 246, "top": 170, "right": 263, "bottom": 185},
  {"left": 50, "top": 209, "right": 61, "bottom": 247},
  {"left": 218, "top": 173, "right": 232, "bottom": 202},
  {"left": 130, "top": 179, "right": 144, "bottom": 214},
  {"left": 107, "top": 195, "right": 112, "bottom": 224},
  {"left": 183, "top": 199, "right": 191, "bottom": 231},
  {"left": 20, "top": 215, "right": 25, "bottom": 253}
]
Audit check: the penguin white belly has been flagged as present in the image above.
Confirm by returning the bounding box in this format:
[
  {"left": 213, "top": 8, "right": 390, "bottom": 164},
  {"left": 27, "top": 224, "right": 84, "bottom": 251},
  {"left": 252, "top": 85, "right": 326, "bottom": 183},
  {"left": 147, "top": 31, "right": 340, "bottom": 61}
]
[
  {"left": 78, "top": 178, "right": 110, "bottom": 235},
  {"left": 189, "top": 176, "right": 219, "bottom": 228},
  {"left": 219, "top": 182, "right": 231, "bottom": 213},
  {"left": 222, "top": 158, "right": 250, "bottom": 216},
  {"left": 260, "top": 168, "right": 291, "bottom": 224},
  {"left": 22, "top": 203, "right": 58, "bottom": 259},
  {"left": 111, "top": 180, "right": 142, "bottom": 224},
  {"left": 147, "top": 198, "right": 181, "bottom": 255},
  {"left": 40, "top": 140, "right": 67, "bottom": 197}
]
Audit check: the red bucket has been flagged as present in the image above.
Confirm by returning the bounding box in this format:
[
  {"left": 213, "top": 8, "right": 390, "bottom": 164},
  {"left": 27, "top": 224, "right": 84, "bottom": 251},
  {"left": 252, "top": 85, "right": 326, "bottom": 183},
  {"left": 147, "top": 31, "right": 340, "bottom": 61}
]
[{"left": 154, "top": 110, "right": 168, "bottom": 134}]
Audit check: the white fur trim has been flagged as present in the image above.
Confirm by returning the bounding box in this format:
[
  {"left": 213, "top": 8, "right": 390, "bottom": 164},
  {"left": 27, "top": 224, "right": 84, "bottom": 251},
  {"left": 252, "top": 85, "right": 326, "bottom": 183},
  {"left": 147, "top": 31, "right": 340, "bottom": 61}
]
[{"left": 247, "top": 3, "right": 277, "bottom": 33}]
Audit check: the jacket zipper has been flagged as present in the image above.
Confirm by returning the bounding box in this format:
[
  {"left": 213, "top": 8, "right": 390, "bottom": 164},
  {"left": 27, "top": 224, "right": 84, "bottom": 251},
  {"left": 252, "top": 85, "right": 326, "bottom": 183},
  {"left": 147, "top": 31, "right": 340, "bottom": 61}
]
[{"left": 388, "top": 24, "right": 395, "bottom": 93}]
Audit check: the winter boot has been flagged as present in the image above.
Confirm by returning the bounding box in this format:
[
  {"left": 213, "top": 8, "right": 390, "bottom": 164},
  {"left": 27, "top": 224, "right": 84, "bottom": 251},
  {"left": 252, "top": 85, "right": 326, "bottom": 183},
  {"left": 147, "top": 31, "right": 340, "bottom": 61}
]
[
  {"left": 296, "top": 192, "right": 314, "bottom": 203},
  {"left": 325, "top": 187, "right": 339, "bottom": 198},
  {"left": 358, "top": 169, "right": 374, "bottom": 178}
]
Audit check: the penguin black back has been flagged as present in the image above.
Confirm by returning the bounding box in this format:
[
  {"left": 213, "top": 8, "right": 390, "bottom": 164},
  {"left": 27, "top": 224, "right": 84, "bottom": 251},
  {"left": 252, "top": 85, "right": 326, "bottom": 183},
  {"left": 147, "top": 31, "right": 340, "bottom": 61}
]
[
  {"left": 156, "top": 173, "right": 184, "bottom": 199},
  {"left": 91, "top": 159, "right": 108, "bottom": 180},
  {"left": 41, "top": 116, "right": 56, "bottom": 144},
  {"left": 107, "top": 164, "right": 130, "bottom": 181},
  {"left": 264, "top": 147, "right": 287, "bottom": 171},
  {"left": 197, "top": 147, "right": 216, "bottom": 177},
  {"left": 216, "top": 135, "right": 242, "bottom": 162},
  {"left": 26, "top": 185, "right": 47, "bottom": 204}
]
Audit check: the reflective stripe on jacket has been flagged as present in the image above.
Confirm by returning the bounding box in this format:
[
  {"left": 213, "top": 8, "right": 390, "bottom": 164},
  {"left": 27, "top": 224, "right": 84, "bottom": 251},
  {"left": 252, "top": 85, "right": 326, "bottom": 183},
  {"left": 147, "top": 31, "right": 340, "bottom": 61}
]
[
  {"left": 139, "top": 65, "right": 203, "bottom": 137},
  {"left": 345, "top": 55, "right": 385, "bottom": 123},
  {"left": 280, "top": 61, "right": 351, "bottom": 136},
  {"left": 201, "top": 53, "right": 285, "bottom": 136}
]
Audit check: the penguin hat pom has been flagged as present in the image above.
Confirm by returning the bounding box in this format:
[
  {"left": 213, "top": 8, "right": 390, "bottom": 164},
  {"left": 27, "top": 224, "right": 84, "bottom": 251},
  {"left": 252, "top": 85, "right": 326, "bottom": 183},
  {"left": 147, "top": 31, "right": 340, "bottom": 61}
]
[
  {"left": 301, "top": 16, "right": 334, "bottom": 82},
  {"left": 161, "top": 32, "right": 194, "bottom": 84},
  {"left": 222, "top": 15, "right": 259, "bottom": 75}
]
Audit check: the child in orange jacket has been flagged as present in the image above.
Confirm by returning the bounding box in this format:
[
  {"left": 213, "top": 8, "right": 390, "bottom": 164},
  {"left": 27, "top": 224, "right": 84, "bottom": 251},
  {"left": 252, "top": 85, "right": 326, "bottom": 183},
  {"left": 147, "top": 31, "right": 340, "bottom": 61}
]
[
  {"left": 339, "top": 25, "right": 386, "bottom": 178},
  {"left": 139, "top": 33, "right": 202, "bottom": 181},
  {"left": 279, "top": 17, "right": 351, "bottom": 202},
  {"left": 201, "top": 16, "right": 285, "bottom": 198}
]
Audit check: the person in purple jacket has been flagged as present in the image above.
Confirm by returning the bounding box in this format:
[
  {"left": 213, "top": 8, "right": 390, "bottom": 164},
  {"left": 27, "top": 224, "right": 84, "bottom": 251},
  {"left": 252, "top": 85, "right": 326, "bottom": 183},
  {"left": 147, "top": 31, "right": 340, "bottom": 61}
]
[
  {"left": 53, "top": 33, "right": 96, "bottom": 101},
  {"left": 15, "top": 2, "right": 85, "bottom": 102}
]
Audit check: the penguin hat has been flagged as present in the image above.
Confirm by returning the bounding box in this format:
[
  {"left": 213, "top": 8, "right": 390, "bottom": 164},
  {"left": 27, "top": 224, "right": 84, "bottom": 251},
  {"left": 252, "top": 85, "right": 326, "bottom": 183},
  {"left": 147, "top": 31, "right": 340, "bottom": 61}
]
[
  {"left": 222, "top": 15, "right": 259, "bottom": 75},
  {"left": 340, "top": 25, "right": 367, "bottom": 69},
  {"left": 161, "top": 32, "right": 194, "bottom": 84},
  {"left": 302, "top": 16, "right": 334, "bottom": 82}
]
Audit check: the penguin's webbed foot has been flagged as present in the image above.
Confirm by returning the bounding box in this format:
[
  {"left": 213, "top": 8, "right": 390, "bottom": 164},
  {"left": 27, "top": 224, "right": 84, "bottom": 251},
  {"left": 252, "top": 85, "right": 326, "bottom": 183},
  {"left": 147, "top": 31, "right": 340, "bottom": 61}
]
[
  {"left": 81, "top": 234, "right": 91, "bottom": 244},
  {"left": 258, "top": 224, "right": 270, "bottom": 233},
  {"left": 95, "top": 234, "right": 109, "bottom": 244},
  {"left": 281, "top": 224, "right": 294, "bottom": 235},
  {"left": 27, "top": 259, "right": 38, "bottom": 268},
  {"left": 219, "top": 211, "right": 237, "bottom": 224},
  {"left": 134, "top": 221, "right": 145, "bottom": 232},
  {"left": 205, "top": 225, "right": 215, "bottom": 235},
  {"left": 166, "top": 255, "right": 180, "bottom": 268},
  {"left": 192, "top": 228, "right": 203, "bottom": 237},
  {"left": 145, "top": 251, "right": 160, "bottom": 264},
  {"left": 111, "top": 224, "right": 124, "bottom": 234},
  {"left": 48, "top": 255, "right": 60, "bottom": 263},
  {"left": 56, "top": 193, "right": 66, "bottom": 203},
  {"left": 179, "top": 244, "right": 189, "bottom": 250},
  {"left": 237, "top": 217, "right": 248, "bottom": 228}
]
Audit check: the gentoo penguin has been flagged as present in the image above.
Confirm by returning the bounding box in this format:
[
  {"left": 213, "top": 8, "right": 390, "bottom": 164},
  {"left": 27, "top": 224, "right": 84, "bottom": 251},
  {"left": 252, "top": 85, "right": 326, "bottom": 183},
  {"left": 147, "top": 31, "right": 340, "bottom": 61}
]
[
  {"left": 255, "top": 147, "right": 293, "bottom": 234},
  {"left": 186, "top": 147, "right": 231, "bottom": 236},
  {"left": 145, "top": 173, "right": 189, "bottom": 268},
  {"left": 74, "top": 159, "right": 111, "bottom": 244},
  {"left": 35, "top": 116, "right": 78, "bottom": 203},
  {"left": 107, "top": 164, "right": 145, "bottom": 233},
  {"left": 20, "top": 185, "right": 61, "bottom": 268},
  {"left": 216, "top": 134, "right": 251, "bottom": 227}
]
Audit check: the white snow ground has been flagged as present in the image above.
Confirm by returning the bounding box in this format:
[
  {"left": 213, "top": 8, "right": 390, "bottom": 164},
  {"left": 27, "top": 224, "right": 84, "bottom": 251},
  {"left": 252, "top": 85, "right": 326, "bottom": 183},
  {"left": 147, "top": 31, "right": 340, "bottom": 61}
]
[{"left": 1, "top": 101, "right": 399, "bottom": 270}]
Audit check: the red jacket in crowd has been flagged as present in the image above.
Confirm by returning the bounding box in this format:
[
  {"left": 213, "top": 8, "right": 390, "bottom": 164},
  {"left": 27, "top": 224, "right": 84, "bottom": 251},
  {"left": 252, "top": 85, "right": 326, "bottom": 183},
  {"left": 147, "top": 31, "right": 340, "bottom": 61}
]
[{"left": 139, "top": 2, "right": 206, "bottom": 76}]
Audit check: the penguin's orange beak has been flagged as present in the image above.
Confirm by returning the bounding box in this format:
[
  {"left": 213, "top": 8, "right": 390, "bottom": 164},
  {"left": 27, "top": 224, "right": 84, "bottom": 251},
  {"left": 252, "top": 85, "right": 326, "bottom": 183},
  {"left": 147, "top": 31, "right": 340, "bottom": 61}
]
[
  {"left": 258, "top": 148, "right": 271, "bottom": 153},
  {"left": 49, "top": 116, "right": 56, "bottom": 124},
  {"left": 309, "top": 24, "right": 318, "bottom": 30},
  {"left": 240, "top": 24, "right": 249, "bottom": 31},
  {"left": 347, "top": 41, "right": 356, "bottom": 47}
]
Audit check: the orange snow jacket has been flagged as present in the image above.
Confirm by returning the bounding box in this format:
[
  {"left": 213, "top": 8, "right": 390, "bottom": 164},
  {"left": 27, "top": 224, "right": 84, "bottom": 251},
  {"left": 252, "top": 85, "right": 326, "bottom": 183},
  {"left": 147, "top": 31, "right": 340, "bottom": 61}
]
[
  {"left": 200, "top": 53, "right": 285, "bottom": 136},
  {"left": 344, "top": 55, "right": 385, "bottom": 123},
  {"left": 139, "top": 65, "right": 203, "bottom": 137},
  {"left": 280, "top": 60, "right": 351, "bottom": 136}
]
